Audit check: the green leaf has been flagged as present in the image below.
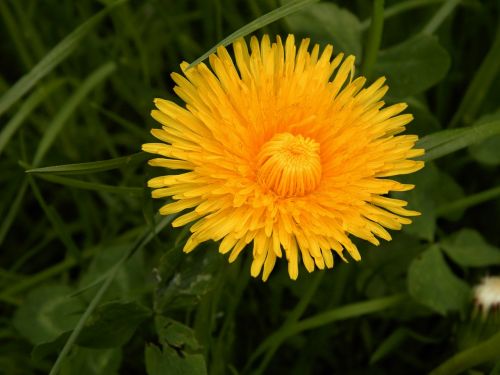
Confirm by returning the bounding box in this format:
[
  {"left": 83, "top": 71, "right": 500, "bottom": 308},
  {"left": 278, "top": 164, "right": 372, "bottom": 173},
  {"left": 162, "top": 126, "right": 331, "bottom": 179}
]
[
  {"left": 469, "top": 134, "right": 500, "bottom": 166},
  {"left": 154, "top": 247, "right": 222, "bottom": 313},
  {"left": 13, "top": 285, "right": 84, "bottom": 344},
  {"left": 188, "top": 0, "right": 320, "bottom": 68},
  {"left": 60, "top": 347, "right": 122, "bottom": 375},
  {"left": 0, "top": 0, "right": 125, "bottom": 117},
  {"left": 155, "top": 316, "right": 201, "bottom": 352},
  {"left": 26, "top": 152, "right": 147, "bottom": 175},
  {"left": 78, "top": 245, "right": 146, "bottom": 301},
  {"left": 468, "top": 111, "right": 500, "bottom": 165},
  {"left": 145, "top": 345, "right": 207, "bottom": 375},
  {"left": 374, "top": 34, "right": 450, "bottom": 98},
  {"left": 393, "top": 164, "right": 441, "bottom": 241},
  {"left": 441, "top": 229, "right": 500, "bottom": 267},
  {"left": 418, "top": 119, "right": 500, "bottom": 162},
  {"left": 77, "top": 301, "right": 151, "bottom": 348},
  {"left": 285, "top": 2, "right": 362, "bottom": 57},
  {"left": 33, "top": 61, "right": 116, "bottom": 166},
  {"left": 408, "top": 245, "right": 471, "bottom": 315},
  {"left": 32, "top": 332, "right": 71, "bottom": 361}
]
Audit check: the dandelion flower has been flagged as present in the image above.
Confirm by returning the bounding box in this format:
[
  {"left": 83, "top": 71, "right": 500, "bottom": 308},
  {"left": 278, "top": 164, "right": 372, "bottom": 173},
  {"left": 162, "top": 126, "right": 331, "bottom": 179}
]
[{"left": 143, "top": 35, "right": 424, "bottom": 281}]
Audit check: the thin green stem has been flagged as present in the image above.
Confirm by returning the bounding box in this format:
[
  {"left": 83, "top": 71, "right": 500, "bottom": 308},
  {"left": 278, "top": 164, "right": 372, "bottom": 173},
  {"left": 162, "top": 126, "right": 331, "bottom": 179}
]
[
  {"left": 436, "top": 185, "right": 500, "bottom": 216},
  {"left": 360, "top": 0, "right": 444, "bottom": 31},
  {"left": 422, "top": 0, "right": 460, "bottom": 35},
  {"left": 429, "top": 330, "right": 500, "bottom": 375},
  {"left": 361, "top": 0, "right": 384, "bottom": 78},
  {"left": 252, "top": 272, "right": 325, "bottom": 375}
]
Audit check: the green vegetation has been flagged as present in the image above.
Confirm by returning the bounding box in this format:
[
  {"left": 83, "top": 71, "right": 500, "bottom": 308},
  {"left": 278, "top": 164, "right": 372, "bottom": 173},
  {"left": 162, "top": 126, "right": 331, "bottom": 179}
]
[{"left": 1, "top": 0, "right": 500, "bottom": 374}]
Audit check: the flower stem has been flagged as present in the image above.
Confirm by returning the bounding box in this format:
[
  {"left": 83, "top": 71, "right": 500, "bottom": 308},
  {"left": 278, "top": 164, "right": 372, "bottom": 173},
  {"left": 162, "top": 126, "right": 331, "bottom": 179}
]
[
  {"left": 361, "top": 0, "right": 384, "bottom": 79},
  {"left": 436, "top": 185, "right": 500, "bottom": 216},
  {"left": 429, "top": 330, "right": 500, "bottom": 375}
]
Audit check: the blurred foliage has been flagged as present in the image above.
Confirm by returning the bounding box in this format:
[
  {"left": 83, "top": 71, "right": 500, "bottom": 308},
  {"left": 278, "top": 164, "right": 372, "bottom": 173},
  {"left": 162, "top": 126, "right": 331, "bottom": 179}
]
[{"left": 1, "top": 0, "right": 500, "bottom": 374}]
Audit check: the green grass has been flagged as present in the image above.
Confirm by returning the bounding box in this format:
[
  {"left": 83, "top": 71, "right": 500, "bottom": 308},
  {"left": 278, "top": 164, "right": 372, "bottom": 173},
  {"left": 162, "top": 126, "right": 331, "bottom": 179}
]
[{"left": 1, "top": 0, "right": 500, "bottom": 374}]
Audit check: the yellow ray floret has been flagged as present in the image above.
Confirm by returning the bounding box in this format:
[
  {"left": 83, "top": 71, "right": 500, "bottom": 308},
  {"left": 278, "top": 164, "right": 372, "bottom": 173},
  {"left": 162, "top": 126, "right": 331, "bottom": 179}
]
[{"left": 143, "top": 34, "right": 424, "bottom": 281}]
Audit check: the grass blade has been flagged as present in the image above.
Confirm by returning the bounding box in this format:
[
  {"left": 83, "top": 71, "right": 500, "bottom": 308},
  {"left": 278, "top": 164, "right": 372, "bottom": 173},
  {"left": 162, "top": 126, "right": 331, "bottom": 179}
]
[
  {"left": 418, "top": 120, "right": 500, "bottom": 161},
  {"left": 0, "top": 80, "right": 66, "bottom": 157},
  {"left": 450, "top": 23, "right": 500, "bottom": 127},
  {"left": 0, "top": 0, "right": 125, "bottom": 117},
  {"left": 33, "top": 62, "right": 116, "bottom": 166},
  {"left": 188, "top": 0, "right": 320, "bottom": 68},
  {"left": 436, "top": 185, "right": 500, "bottom": 216},
  {"left": 26, "top": 152, "right": 147, "bottom": 175},
  {"left": 27, "top": 176, "right": 80, "bottom": 260},
  {"left": 430, "top": 329, "right": 500, "bottom": 375},
  {"left": 421, "top": 0, "right": 460, "bottom": 35},
  {"left": 28, "top": 173, "right": 143, "bottom": 195},
  {"left": 0, "top": 180, "right": 28, "bottom": 246}
]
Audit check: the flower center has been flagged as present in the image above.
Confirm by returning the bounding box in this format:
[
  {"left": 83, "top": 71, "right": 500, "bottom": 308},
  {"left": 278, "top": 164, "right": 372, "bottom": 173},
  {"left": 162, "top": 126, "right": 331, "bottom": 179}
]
[{"left": 256, "top": 132, "right": 321, "bottom": 197}]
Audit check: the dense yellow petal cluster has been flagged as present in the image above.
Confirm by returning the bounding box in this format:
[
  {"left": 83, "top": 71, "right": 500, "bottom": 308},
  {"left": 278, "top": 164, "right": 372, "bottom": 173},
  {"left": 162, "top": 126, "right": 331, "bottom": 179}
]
[{"left": 143, "top": 35, "right": 424, "bottom": 281}]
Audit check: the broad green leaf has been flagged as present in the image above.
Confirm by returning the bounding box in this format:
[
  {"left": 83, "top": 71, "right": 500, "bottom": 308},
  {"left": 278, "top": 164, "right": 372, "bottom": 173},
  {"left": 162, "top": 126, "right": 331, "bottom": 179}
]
[
  {"left": 469, "top": 112, "right": 500, "bottom": 165},
  {"left": 469, "top": 134, "right": 500, "bottom": 166},
  {"left": 77, "top": 301, "right": 151, "bottom": 348},
  {"left": 0, "top": 0, "right": 125, "bottom": 117},
  {"left": 393, "top": 164, "right": 444, "bottom": 241},
  {"left": 33, "top": 61, "right": 116, "bottom": 166},
  {"left": 155, "top": 316, "right": 201, "bottom": 352},
  {"left": 188, "top": 0, "right": 320, "bottom": 68},
  {"left": 418, "top": 119, "right": 500, "bottom": 162},
  {"left": 26, "top": 152, "right": 147, "bottom": 175},
  {"left": 408, "top": 245, "right": 470, "bottom": 315},
  {"left": 78, "top": 245, "right": 146, "bottom": 301},
  {"left": 357, "top": 233, "right": 424, "bottom": 299},
  {"left": 145, "top": 345, "right": 207, "bottom": 375},
  {"left": 285, "top": 2, "right": 362, "bottom": 57},
  {"left": 60, "top": 347, "right": 122, "bottom": 375},
  {"left": 32, "top": 332, "right": 71, "bottom": 361},
  {"left": 154, "top": 247, "right": 222, "bottom": 313},
  {"left": 13, "top": 285, "right": 84, "bottom": 344},
  {"left": 374, "top": 34, "right": 450, "bottom": 98},
  {"left": 441, "top": 229, "right": 500, "bottom": 267},
  {"left": 431, "top": 169, "right": 465, "bottom": 222}
]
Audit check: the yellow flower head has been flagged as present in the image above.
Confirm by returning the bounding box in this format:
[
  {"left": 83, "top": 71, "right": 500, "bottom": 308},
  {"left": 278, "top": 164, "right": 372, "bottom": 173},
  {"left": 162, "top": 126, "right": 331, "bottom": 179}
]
[{"left": 143, "top": 35, "right": 424, "bottom": 281}]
